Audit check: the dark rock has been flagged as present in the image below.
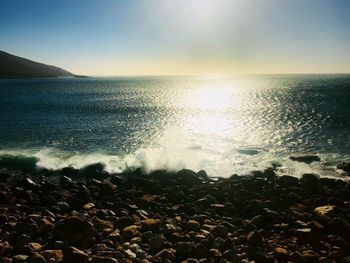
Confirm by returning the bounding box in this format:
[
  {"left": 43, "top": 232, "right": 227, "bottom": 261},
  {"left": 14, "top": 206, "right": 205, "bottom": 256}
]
[
  {"left": 63, "top": 246, "right": 89, "bottom": 263},
  {"left": 40, "top": 250, "right": 64, "bottom": 262},
  {"left": 187, "top": 220, "right": 200, "bottom": 231},
  {"left": 247, "top": 230, "right": 263, "bottom": 245},
  {"left": 336, "top": 162, "right": 350, "bottom": 173},
  {"left": 278, "top": 175, "right": 299, "bottom": 186},
  {"left": 300, "top": 173, "right": 319, "bottom": 188},
  {"left": 53, "top": 217, "right": 95, "bottom": 248},
  {"left": 80, "top": 163, "right": 107, "bottom": 179},
  {"left": 28, "top": 253, "right": 47, "bottom": 263},
  {"left": 155, "top": 249, "right": 176, "bottom": 261},
  {"left": 91, "top": 256, "right": 118, "bottom": 263},
  {"left": 211, "top": 225, "right": 229, "bottom": 239},
  {"left": 176, "top": 242, "right": 193, "bottom": 258},
  {"left": 290, "top": 155, "right": 320, "bottom": 163},
  {"left": 149, "top": 235, "right": 166, "bottom": 251}
]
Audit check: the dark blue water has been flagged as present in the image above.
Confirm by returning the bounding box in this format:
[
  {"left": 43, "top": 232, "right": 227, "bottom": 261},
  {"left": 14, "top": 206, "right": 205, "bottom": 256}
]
[{"left": 0, "top": 75, "right": 350, "bottom": 177}]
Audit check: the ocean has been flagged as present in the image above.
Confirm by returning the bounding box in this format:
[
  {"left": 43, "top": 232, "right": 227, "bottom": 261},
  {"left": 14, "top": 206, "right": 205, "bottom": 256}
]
[{"left": 1, "top": 75, "right": 350, "bottom": 177}]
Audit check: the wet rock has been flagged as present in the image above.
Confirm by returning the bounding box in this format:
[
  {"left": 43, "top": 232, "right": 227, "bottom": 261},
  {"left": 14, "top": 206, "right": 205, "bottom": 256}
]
[
  {"left": 336, "top": 162, "right": 350, "bottom": 173},
  {"left": 278, "top": 175, "right": 299, "bottom": 186},
  {"left": 175, "top": 169, "right": 202, "bottom": 186},
  {"left": 301, "top": 173, "right": 320, "bottom": 189},
  {"left": 53, "top": 217, "right": 95, "bottom": 248},
  {"left": 290, "top": 155, "right": 320, "bottom": 163},
  {"left": 80, "top": 163, "right": 108, "bottom": 179}
]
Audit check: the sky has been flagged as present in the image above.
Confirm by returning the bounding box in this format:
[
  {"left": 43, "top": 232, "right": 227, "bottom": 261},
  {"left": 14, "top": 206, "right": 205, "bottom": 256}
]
[{"left": 0, "top": 0, "right": 349, "bottom": 76}]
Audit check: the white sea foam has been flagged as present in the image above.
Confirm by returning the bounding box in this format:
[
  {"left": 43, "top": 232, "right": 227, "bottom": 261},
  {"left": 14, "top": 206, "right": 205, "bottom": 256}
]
[{"left": 0, "top": 146, "right": 347, "bottom": 178}]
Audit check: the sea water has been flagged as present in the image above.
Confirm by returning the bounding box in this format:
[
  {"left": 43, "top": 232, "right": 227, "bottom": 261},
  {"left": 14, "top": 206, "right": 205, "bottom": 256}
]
[{"left": 0, "top": 75, "right": 350, "bottom": 177}]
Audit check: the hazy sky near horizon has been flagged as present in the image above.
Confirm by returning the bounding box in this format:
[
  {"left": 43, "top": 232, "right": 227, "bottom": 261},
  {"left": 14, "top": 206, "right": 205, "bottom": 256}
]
[{"left": 0, "top": 0, "right": 349, "bottom": 75}]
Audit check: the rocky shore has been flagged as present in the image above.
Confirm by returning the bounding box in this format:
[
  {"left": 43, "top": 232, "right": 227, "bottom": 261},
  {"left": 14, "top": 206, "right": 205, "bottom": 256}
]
[{"left": 0, "top": 164, "right": 350, "bottom": 263}]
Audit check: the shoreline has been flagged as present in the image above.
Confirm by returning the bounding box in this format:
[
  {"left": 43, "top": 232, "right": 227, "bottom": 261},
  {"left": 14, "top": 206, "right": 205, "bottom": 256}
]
[{"left": 0, "top": 165, "right": 349, "bottom": 262}]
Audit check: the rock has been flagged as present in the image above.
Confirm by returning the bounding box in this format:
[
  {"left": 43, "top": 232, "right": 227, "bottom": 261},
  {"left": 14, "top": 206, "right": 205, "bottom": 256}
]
[
  {"left": 124, "top": 249, "right": 136, "bottom": 259},
  {"left": 121, "top": 225, "right": 139, "bottom": 240},
  {"left": 23, "top": 242, "right": 42, "bottom": 253},
  {"left": 141, "top": 218, "right": 160, "bottom": 232},
  {"left": 314, "top": 205, "right": 335, "bottom": 217},
  {"left": 336, "top": 162, "right": 350, "bottom": 173},
  {"left": 15, "top": 221, "right": 39, "bottom": 236},
  {"left": 176, "top": 242, "right": 193, "bottom": 257},
  {"left": 263, "top": 168, "right": 277, "bottom": 180},
  {"left": 175, "top": 169, "right": 201, "bottom": 185},
  {"left": 187, "top": 220, "right": 200, "bottom": 231},
  {"left": 250, "top": 215, "right": 264, "bottom": 227},
  {"left": 302, "top": 250, "right": 318, "bottom": 263},
  {"left": 222, "top": 249, "right": 239, "bottom": 262},
  {"left": 278, "top": 175, "right": 299, "bottom": 185},
  {"left": 80, "top": 163, "right": 107, "bottom": 179},
  {"left": 40, "top": 250, "right": 64, "bottom": 262},
  {"left": 211, "top": 225, "right": 229, "bottom": 238},
  {"left": 155, "top": 249, "right": 176, "bottom": 261},
  {"left": 93, "top": 218, "right": 114, "bottom": 231},
  {"left": 57, "top": 202, "right": 70, "bottom": 213},
  {"left": 63, "top": 246, "right": 89, "bottom": 263},
  {"left": 142, "top": 231, "right": 153, "bottom": 242},
  {"left": 53, "top": 217, "right": 95, "bottom": 248},
  {"left": 12, "top": 255, "right": 28, "bottom": 263},
  {"left": 300, "top": 173, "right": 319, "bottom": 189},
  {"left": 149, "top": 235, "right": 166, "bottom": 251},
  {"left": 274, "top": 247, "right": 289, "bottom": 261},
  {"left": 91, "top": 256, "right": 118, "bottom": 263},
  {"left": 290, "top": 155, "right": 320, "bottom": 163},
  {"left": 0, "top": 241, "right": 13, "bottom": 258},
  {"left": 82, "top": 202, "right": 95, "bottom": 210},
  {"left": 295, "top": 228, "right": 319, "bottom": 242},
  {"left": 247, "top": 230, "right": 263, "bottom": 245},
  {"left": 28, "top": 253, "right": 47, "bottom": 263},
  {"left": 184, "top": 259, "right": 200, "bottom": 263}
]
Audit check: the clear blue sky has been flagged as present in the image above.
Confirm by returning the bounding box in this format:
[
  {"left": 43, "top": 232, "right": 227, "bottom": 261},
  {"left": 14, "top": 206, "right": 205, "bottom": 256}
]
[{"left": 0, "top": 0, "right": 349, "bottom": 75}]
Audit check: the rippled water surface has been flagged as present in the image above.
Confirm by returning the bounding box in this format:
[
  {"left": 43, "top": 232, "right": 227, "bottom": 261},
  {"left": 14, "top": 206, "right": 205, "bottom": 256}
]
[{"left": 0, "top": 75, "right": 350, "bottom": 176}]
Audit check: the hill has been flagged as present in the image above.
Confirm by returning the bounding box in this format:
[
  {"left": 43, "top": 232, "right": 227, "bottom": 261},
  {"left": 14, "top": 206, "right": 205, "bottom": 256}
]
[{"left": 0, "top": 51, "right": 74, "bottom": 79}]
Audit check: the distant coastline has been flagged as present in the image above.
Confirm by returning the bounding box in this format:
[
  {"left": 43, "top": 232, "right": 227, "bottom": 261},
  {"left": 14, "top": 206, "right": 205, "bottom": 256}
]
[{"left": 0, "top": 50, "right": 83, "bottom": 79}]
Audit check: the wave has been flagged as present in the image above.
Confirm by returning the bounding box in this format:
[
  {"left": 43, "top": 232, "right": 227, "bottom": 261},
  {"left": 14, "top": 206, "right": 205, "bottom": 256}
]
[{"left": 0, "top": 146, "right": 348, "bottom": 178}]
